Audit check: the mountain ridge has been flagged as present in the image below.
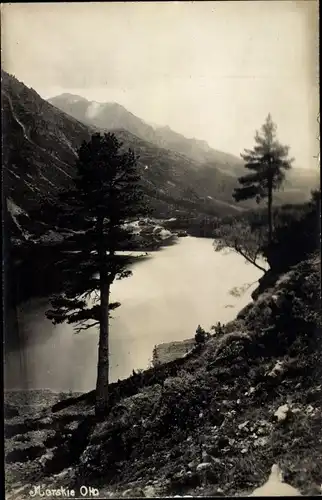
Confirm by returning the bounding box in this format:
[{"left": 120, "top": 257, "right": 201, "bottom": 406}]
[
  {"left": 2, "top": 72, "right": 318, "bottom": 244},
  {"left": 48, "top": 93, "right": 246, "bottom": 174},
  {"left": 49, "top": 92, "right": 319, "bottom": 187},
  {"left": 2, "top": 71, "right": 251, "bottom": 244}
]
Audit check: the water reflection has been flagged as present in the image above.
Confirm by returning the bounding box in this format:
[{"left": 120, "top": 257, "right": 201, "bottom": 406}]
[{"left": 5, "top": 237, "right": 266, "bottom": 392}]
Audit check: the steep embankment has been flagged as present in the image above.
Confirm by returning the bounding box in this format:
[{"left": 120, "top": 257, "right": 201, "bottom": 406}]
[
  {"left": 5, "top": 253, "right": 321, "bottom": 498},
  {"left": 1, "top": 71, "right": 93, "bottom": 242}
]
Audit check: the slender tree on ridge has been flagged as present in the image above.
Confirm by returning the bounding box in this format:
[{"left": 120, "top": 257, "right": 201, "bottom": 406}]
[{"left": 233, "top": 114, "right": 293, "bottom": 243}]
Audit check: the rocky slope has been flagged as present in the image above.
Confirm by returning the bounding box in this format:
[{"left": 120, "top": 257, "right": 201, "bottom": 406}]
[
  {"left": 2, "top": 72, "right": 251, "bottom": 245},
  {"left": 5, "top": 252, "right": 321, "bottom": 498},
  {"left": 2, "top": 71, "right": 93, "bottom": 240}
]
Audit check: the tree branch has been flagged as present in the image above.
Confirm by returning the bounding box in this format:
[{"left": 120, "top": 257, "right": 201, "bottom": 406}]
[
  {"left": 234, "top": 244, "right": 266, "bottom": 272},
  {"left": 74, "top": 321, "right": 100, "bottom": 333}
]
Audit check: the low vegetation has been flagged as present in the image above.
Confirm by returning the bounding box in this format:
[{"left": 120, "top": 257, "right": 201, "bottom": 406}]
[
  {"left": 5, "top": 191, "right": 321, "bottom": 496},
  {"left": 213, "top": 189, "right": 320, "bottom": 274}
]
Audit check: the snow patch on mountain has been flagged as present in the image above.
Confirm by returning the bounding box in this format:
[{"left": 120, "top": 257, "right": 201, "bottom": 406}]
[
  {"left": 10, "top": 170, "right": 21, "bottom": 180},
  {"left": 59, "top": 133, "right": 78, "bottom": 156},
  {"left": 7, "top": 198, "right": 31, "bottom": 240},
  {"left": 70, "top": 97, "right": 83, "bottom": 104},
  {"left": 39, "top": 172, "right": 56, "bottom": 188},
  {"left": 7, "top": 198, "right": 28, "bottom": 218},
  {"left": 85, "top": 101, "right": 104, "bottom": 120}
]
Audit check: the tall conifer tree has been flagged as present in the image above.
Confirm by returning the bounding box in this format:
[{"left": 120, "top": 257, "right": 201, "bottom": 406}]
[
  {"left": 46, "top": 132, "right": 149, "bottom": 415},
  {"left": 233, "top": 114, "right": 293, "bottom": 243}
]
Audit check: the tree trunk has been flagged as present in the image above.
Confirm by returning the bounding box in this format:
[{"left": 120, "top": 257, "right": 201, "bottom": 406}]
[
  {"left": 267, "top": 179, "right": 273, "bottom": 245},
  {"left": 95, "top": 216, "right": 110, "bottom": 417},
  {"left": 95, "top": 277, "right": 110, "bottom": 416}
]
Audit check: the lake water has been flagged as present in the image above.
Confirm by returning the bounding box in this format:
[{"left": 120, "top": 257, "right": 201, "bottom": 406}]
[{"left": 5, "top": 237, "right": 265, "bottom": 392}]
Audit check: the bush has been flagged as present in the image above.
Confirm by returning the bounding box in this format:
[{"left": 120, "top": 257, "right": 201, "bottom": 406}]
[
  {"left": 195, "top": 325, "right": 208, "bottom": 344},
  {"left": 262, "top": 191, "right": 320, "bottom": 272},
  {"left": 212, "top": 190, "right": 320, "bottom": 274},
  {"left": 151, "top": 372, "right": 213, "bottom": 434}
]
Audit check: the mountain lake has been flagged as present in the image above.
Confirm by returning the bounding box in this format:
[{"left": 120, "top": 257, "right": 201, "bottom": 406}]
[{"left": 4, "top": 236, "right": 266, "bottom": 392}]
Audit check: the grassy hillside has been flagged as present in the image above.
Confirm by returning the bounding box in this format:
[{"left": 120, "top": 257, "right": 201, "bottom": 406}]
[{"left": 4, "top": 252, "right": 321, "bottom": 498}]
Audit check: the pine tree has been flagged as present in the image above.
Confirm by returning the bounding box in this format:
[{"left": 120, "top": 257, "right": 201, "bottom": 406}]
[
  {"left": 46, "top": 132, "right": 150, "bottom": 416},
  {"left": 233, "top": 114, "right": 293, "bottom": 243}
]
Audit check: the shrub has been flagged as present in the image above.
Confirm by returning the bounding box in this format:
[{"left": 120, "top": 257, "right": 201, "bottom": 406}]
[
  {"left": 152, "top": 373, "right": 213, "bottom": 434},
  {"left": 195, "top": 325, "right": 208, "bottom": 344},
  {"left": 262, "top": 191, "right": 320, "bottom": 272}
]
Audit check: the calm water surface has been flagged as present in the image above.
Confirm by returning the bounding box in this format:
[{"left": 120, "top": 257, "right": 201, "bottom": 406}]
[{"left": 5, "top": 237, "right": 265, "bottom": 392}]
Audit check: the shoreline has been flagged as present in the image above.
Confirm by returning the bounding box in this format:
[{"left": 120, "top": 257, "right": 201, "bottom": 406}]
[
  {"left": 8, "top": 221, "right": 180, "bottom": 308},
  {"left": 5, "top": 236, "right": 265, "bottom": 393}
]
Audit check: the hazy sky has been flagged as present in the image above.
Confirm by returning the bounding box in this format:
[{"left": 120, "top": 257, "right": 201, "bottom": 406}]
[{"left": 2, "top": 1, "right": 319, "bottom": 168}]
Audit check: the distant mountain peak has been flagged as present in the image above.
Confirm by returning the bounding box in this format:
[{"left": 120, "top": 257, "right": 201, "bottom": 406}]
[
  {"left": 56, "top": 93, "right": 88, "bottom": 103},
  {"left": 48, "top": 92, "right": 247, "bottom": 172}
]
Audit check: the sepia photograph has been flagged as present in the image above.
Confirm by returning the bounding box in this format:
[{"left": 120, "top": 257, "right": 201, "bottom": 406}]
[{"left": 1, "top": 1, "right": 320, "bottom": 498}]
